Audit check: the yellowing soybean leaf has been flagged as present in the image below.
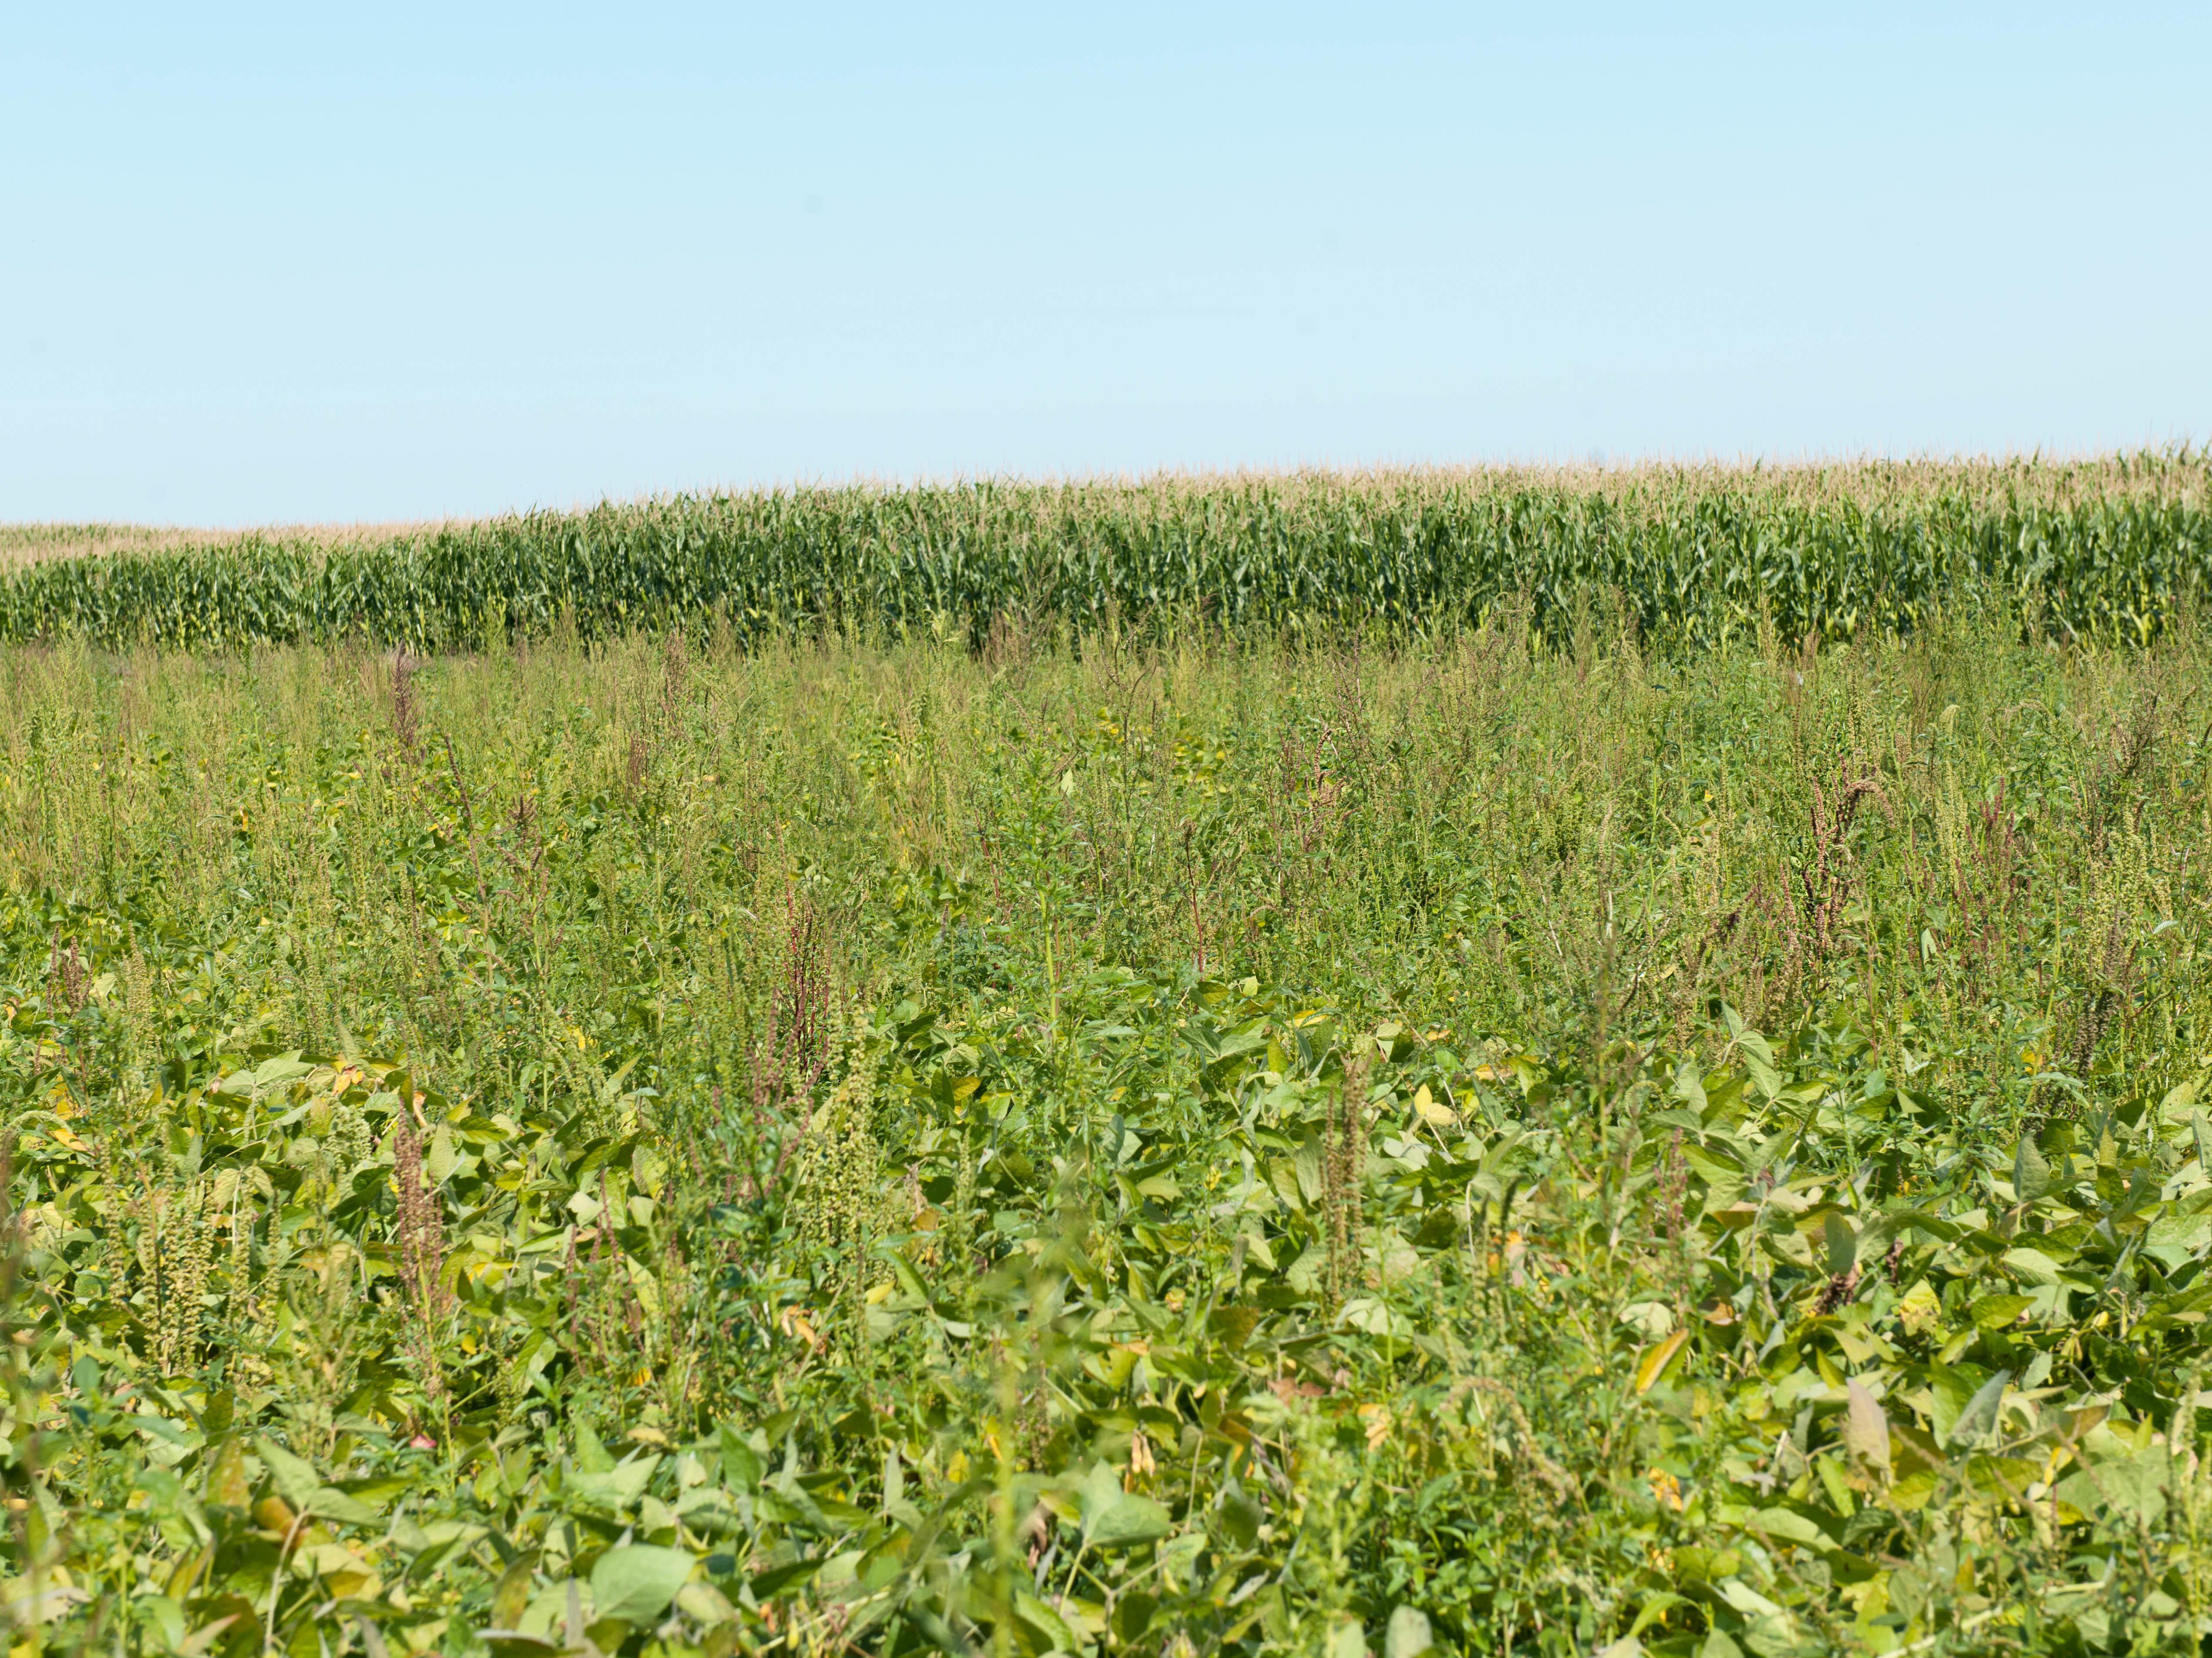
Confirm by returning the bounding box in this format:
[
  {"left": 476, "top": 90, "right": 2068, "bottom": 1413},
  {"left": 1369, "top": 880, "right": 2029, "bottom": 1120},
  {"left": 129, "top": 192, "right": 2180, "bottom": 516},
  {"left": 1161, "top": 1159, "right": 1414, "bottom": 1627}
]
[
  {"left": 1895, "top": 1280, "right": 1943, "bottom": 1336},
  {"left": 1843, "top": 1381, "right": 1891, "bottom": 1472},
  {"left": 1635, "top": 1329, "right": 1688, "bottom": 1394}
]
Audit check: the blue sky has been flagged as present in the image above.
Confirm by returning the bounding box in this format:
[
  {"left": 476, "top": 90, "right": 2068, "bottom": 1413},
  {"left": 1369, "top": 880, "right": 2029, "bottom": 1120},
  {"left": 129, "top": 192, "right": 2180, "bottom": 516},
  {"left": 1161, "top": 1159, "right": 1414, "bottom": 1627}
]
[{"left": 4, "top": 3, "right": 2208, "bottom": 524}]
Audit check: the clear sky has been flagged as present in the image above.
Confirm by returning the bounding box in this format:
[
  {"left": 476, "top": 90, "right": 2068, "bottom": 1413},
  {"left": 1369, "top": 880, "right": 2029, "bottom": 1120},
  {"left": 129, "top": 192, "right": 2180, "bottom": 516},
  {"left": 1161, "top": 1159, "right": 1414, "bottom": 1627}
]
[{"left": 5, "top": 3, "right": 2208, "bottom": 525}]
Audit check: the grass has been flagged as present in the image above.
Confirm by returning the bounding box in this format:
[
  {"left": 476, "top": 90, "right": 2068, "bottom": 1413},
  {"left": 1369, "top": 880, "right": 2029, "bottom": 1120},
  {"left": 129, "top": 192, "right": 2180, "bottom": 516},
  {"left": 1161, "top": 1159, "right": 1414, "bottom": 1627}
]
[{"left": 1, "top": 591, "right": 2210, "bottom": 1655}]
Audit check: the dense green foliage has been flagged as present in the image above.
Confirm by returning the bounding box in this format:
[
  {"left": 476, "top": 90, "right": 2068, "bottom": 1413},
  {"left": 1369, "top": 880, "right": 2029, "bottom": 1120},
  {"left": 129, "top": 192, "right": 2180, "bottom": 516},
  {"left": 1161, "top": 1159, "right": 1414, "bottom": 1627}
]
[
  {"left": 3, "top": 612, "right": 2211, "bottom": 1655},
  {"left": 1, "top": 455, "right": 2205, "bottom": 655}
]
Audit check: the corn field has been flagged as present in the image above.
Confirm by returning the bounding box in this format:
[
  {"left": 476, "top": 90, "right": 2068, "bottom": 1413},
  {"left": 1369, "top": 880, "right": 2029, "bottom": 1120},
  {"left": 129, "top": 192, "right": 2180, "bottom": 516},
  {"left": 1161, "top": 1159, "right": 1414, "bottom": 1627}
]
[{"left": 3, "top": 452, "right": 2204, "bottom": 654}]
